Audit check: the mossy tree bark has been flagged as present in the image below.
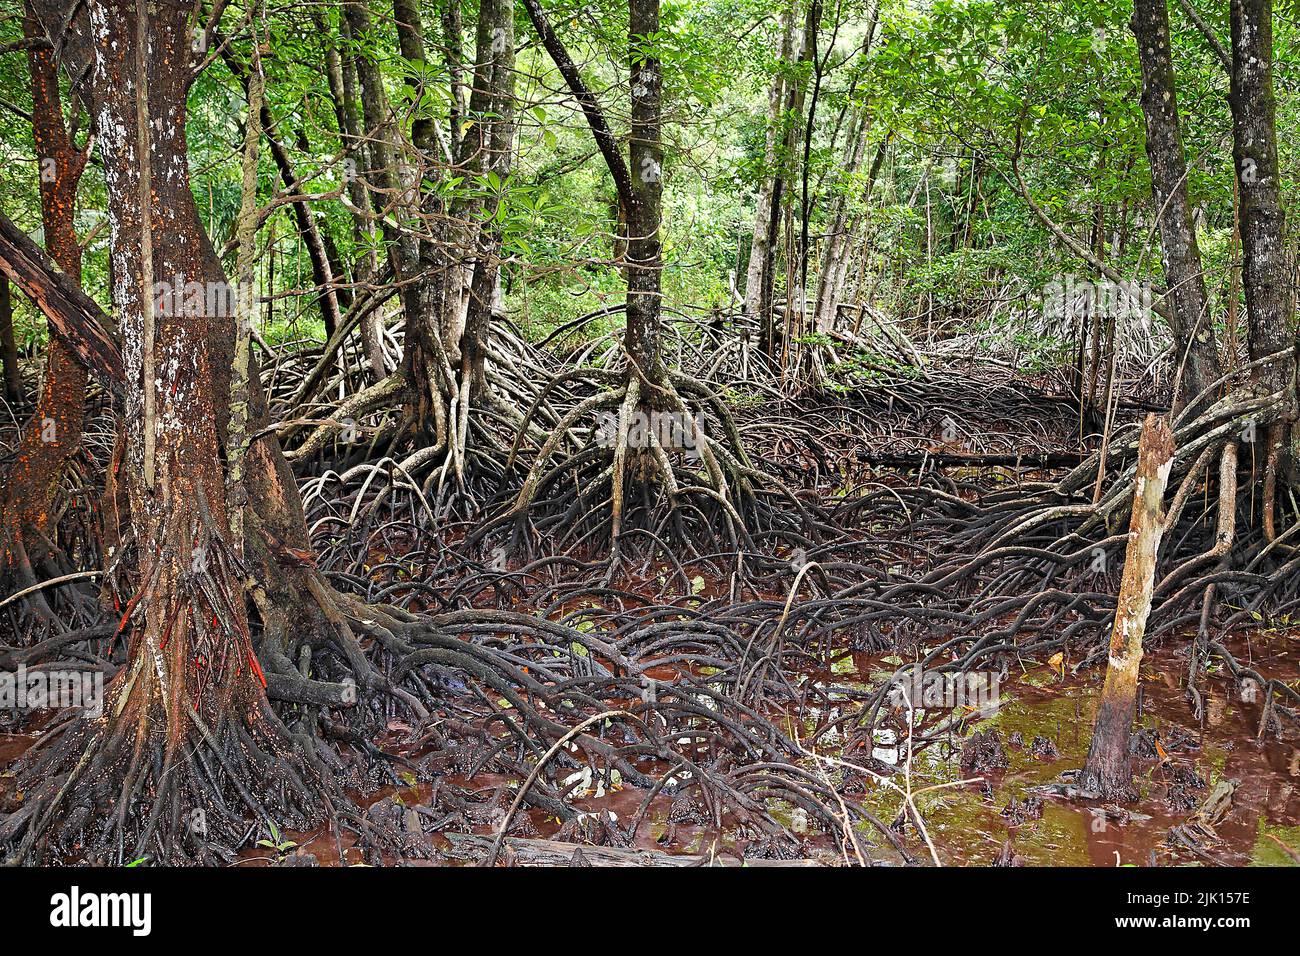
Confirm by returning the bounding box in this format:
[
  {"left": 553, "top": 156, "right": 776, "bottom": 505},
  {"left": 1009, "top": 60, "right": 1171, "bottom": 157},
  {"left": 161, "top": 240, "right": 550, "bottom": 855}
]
[{"left": 1130, "top": 0, "right": 1222, "bottom": 410}]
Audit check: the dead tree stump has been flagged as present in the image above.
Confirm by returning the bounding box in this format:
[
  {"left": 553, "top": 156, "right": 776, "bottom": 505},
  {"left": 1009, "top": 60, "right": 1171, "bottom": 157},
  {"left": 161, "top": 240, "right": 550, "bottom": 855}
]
[{"left": 1080, "top": 413, "right": 1175, "bottom": 799}]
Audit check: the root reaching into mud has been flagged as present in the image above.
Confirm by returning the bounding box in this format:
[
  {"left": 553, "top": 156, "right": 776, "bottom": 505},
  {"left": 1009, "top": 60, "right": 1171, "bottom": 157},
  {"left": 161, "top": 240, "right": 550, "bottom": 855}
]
[
  {"left": 8, "top": 340, "right": 1298, "bottom": 863},
  {"left": 275, "top": 317, "right": 558, "bottom": 522},
  {"left": 2, "top": 698, "right": 341, "bottom": 865},
  {"left": 0, "top": 396, "right": 115, "bottom": 640},
  {"left": 4, "top": 504, "right": 909, "bottom": 863},
  {"left": 458, "top": 365, "right": 819, "bottom": 571},
  {"left": 751, "top": 368, "right": 1300, "bottom": 761}
]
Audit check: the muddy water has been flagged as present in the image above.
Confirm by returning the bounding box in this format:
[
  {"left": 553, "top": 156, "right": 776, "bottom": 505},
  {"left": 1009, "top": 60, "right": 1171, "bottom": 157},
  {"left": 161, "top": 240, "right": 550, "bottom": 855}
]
[
  {"left": 286, "top": 626, "right": 1300, "bottom": 867},
  {"left": 808, "top": 628, "right": 1300, "bottom": 866}
]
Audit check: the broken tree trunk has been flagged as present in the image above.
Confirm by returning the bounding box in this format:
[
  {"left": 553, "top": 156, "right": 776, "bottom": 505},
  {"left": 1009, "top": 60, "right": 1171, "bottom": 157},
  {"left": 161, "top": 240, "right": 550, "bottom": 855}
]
[
  {"left": 1080, "top": 413, "right": 1175, "bottom": 799},
  {"left": 0, "top": 211, "right": 122, "bottom": 394}
]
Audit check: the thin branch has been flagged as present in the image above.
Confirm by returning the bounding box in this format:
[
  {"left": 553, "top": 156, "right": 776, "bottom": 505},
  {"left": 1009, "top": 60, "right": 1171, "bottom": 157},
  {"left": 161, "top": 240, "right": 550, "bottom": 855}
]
[
  {"left": 1173, "top": 0, "right": 1232, "bottom": 74},
  {"left": 519, "top": 0, "right": 636, "bottom": 210}
]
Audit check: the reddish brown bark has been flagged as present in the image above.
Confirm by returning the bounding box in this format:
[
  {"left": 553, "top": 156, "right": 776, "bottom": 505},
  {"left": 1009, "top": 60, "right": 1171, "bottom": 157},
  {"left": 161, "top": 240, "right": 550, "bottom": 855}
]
[
  {"left": 0, "top": 6, "right": 92, "bottom": 571},
  {"left": 3, "top": 0, "right": 329, "bottom": 862}
]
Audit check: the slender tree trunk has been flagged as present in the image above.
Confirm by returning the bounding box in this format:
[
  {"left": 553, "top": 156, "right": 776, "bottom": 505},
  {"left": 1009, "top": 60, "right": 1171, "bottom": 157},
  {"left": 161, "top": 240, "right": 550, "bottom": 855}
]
[
  {"left": 813, "top": 110, "right": 868, "bottom": 334},
  {"left": 461, "top": 0, "right": 517, "bottom": 401},
  {"left": 442, "top": 0, "right": 469, "bottom": 160},
  {"left": 341, "top": 1, "right": 399, "bottom": 380},
  {"left": 0, "top": 277, "right": 18, "bottom": 403},
  {"left": 1131, "top": 0, "right": 1222, "bottom": 410},
  {"left": 797, "top": 0, "right": 825, "bottom": 299},
  {"left": 1228, "top": 0, "right": 1294, "bottom": 539},
  {"left": 0, "top": 3, "right": 91, "bottom": 578},
  {"left": 743, "top": 7, "right": 798, "bottom": 323},
  {"left": 759, "top": 8, "right": 812, "bottom": 355},
  {"left": 520, "top": 0, "right": 662, "bottom": 385},
  {"left": 394, "top": 0, "right": 469, "bottom": 371},
  {"left": 625, "top": 0, "right": 665, "bottom": 385},
  {"left": 316, "top": 3, "right": 378, "bottom": 301},
  {"left": 443, "top": 0, "right": 508, "bottom": 371},
  {"left": 393, "top": 0, "right": 436, "bottom": 153},
  {"left": 222, "top": 44, "right": 342, "bottom": 338},
  {"left": 397, "top": 0, "right": 521, "bottom": 477}
]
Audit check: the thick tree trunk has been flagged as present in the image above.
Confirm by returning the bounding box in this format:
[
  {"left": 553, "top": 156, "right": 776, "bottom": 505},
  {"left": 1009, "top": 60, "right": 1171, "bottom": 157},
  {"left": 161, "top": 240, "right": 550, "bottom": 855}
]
[
  {"left": 90, "top": 0, "right": 262, "bottom": 732},
  {"left": 1131, "top": 0, "right": 1222, "bottom": 410},
  {"left": 1080, "top": 414, "right": 1175, "bottom": 799},
  {"left": 6, "top": 0, "right": 333, "bottom": 862}
]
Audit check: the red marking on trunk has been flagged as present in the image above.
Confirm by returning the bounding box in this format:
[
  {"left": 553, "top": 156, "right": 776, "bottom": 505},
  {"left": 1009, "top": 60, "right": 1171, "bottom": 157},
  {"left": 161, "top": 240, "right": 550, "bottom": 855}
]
[{"left": 249, "top": 650, "right": 267, "bottom": 689}]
